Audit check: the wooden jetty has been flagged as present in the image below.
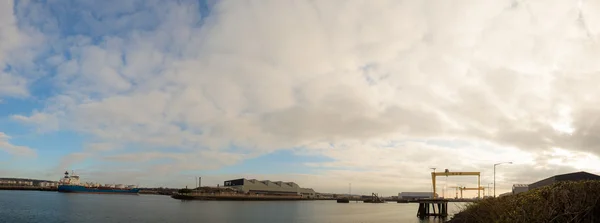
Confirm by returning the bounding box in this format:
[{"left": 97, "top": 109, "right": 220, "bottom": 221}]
[{"left": 416, "top": 199, "right": 448, "bottom": 218}]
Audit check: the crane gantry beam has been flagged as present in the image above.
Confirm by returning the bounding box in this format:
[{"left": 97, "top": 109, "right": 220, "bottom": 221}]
[
  {"left": 431, "top": 169, "right": 481, "bottom": 199},
  {"left": 457, "top": 187, "right": 485, "bottom": 199}
]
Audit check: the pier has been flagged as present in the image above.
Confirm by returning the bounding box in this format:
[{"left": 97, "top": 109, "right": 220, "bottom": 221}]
[{"left": 416, "top": 199, "right": 448, "bottom": 218}]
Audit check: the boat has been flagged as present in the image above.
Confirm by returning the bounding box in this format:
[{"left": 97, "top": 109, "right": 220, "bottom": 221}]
[
  {"left": 336, "top": 197, "right": 350, "bottom": 203},
  {"left": 337, "top": 183, "right": 352, "bottom": 203},
  {"left": 363, "top": 193, "right": 385, "bottom": 203},
  {"left": 57, "top": 171, "right": 140, "bottom": 194}
]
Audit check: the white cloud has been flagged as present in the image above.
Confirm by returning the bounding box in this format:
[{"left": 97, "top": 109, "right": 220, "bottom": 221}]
[
  {"left": 0, "top": 132, "right": 36, "bottom": 157},
  {"left": 56, "top": 152, "right": 91, "bottom": 172},
  {"left": 85, "top": 142, "right": 119, "bottom": 152},
  {"left": 12, "top": 112, "right": 60, "bottom": 132},
  {"left": 0, "top": 72, "right": 28, "bottom": 97},
  {"left": 0, "top": 0, "right": 46, "bottom": 99},
  {"left": 0, "top": 0, "right": 27, "bottom": 98},
  {"left": 8, "top": 0, "right": 600, "bottom": 194}
]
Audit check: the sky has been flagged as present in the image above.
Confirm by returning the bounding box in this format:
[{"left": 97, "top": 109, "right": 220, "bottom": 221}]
[{"left": 2, "top": 0, "right": 600, "bottom": 197}]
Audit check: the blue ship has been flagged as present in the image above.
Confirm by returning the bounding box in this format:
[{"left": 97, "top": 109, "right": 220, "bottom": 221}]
[{"left": 58, "top": 171, "right": 140, "bottom": 194}]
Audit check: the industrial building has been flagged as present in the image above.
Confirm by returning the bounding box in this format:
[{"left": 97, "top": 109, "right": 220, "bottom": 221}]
[
  {"left": 0, "top": 180, "right": 33, "bottom": 186},
  {"left": 398, "top": 192, "right": 436, "bottom": 200},
  {"left": 223, "top": 178, "right": 316, "bottom": 198},
  {"left": 39, "top": 182, "right": 58, "bottom": 187},
  {"left": 529, "top": 171, "right": 600, "bottom": 190},
  {"left": 512, "top": 184, "right": 529, "bottom": 195}
]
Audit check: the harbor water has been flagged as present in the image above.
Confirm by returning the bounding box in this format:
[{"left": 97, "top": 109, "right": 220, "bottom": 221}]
[{"left": 0, "top": 191, "right": 466, "bottom": 223}]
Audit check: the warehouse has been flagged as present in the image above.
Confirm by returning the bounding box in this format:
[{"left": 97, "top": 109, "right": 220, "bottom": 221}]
[
  {"left": 223, "top": 178, "right": 316, "bottom": 198},
  {"left": 528, "top": 171, "right": 600, "bottom": 190},
  {"left": 512, "top": 184, "right": 529, "bottom": 195}
]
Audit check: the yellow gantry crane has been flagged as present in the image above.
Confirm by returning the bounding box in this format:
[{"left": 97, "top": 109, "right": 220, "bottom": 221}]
[
  {"left": 432, "top": 169, "right": 481, "bottom": 199},
  {"left": 453, "top": 186, "right": 485, "bottom": 199}
]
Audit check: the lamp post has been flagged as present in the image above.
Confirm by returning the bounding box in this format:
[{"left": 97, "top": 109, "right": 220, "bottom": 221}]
[
  {"left": 430, "top": 168, "right": 436, "bottom": 198},
  {"left": 494, "top": 162, "right": 512, "bottom": 197}
]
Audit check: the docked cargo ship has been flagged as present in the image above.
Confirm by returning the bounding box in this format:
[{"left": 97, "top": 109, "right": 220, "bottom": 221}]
[{"left": 58, "top": 171, "right": 139, "bottom": 194}]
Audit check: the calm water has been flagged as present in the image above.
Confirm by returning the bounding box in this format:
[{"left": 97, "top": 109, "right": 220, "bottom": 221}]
[{"left": 0, "top": 191, "right": 466, "bottom": 223}]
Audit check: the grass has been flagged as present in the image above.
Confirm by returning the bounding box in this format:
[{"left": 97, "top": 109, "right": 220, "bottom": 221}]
[{"left": 447, "top": 181, "right": 600, "bottom": 223}]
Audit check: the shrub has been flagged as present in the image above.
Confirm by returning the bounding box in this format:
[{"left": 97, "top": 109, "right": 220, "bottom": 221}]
[{"left": 448, "top": 181, "right": 600, "bottom": 223}]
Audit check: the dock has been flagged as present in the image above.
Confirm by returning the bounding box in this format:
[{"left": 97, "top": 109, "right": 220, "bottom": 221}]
[{"left": 416, "top": 199, "right": 448, "bottom": 218}]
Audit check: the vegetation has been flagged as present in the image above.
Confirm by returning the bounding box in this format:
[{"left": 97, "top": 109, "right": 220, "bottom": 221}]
[
  {"left": 448, "top": 181, "right": 600, "bottom": 223},
  {"left": 178, "top": 188, "right": 193, "bottom": 194}
]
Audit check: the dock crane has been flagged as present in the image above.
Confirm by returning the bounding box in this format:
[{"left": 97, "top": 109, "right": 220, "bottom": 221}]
[
  {"left": 453, "top": 186, "right": 459, "bottom": 199},
  {"left": 452, "top": 186, "right": 485, "bottom": 199},
  {"left": 432, "top": 169, "right": 481, "bottom": 199}
]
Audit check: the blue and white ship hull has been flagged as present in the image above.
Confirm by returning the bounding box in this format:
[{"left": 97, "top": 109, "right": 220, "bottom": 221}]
[{"left": 58, "top": 185, "right": 140, "bottom": 194}]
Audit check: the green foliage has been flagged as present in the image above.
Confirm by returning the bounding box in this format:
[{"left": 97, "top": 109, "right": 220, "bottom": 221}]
[
  {"left": 178, "top": 188, "right": 193, "bottom": 194},
  {"left": 448, "top": 181, "right": 600, "bottom": 223}
]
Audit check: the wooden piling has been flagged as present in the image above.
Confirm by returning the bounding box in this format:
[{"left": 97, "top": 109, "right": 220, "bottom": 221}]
[{"left": 416, "top": 199, "right": 448, "bottom": 218}]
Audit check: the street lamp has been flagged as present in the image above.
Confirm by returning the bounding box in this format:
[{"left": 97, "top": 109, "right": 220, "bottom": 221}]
[
  {"left": 494, "top": 162, "right": 512, "bottom": 197},
  {"left": 430, "top": 168, "right": 436, "bottom": 198}
]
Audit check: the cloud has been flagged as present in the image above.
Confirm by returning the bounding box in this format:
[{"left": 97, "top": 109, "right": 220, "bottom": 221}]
[
  {"left": 56, "top": 152, "right": 91, "bottom": 172},
  {"left": 6, "top": 0, "right": 600, "bottom": 194},
  {"left": 0, "top": 0, "right": 27, "bottom": 98},
  {"left": 0, "top": 132, "right": 36, "bottom": 157},
  {"left": 12, "top": 112, "right": 60, "bottom": 132},
  {"left": 84, "top": 142, "right": 119, "bottom": 152},
  {"left": 0, "top": 0, "right": 46, "bottom": 99}
]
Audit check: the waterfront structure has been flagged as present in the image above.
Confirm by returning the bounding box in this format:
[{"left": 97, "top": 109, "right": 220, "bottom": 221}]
[
  {"left": 0, "top": 180, "right": 17, "bottom": 185},
  {"left": 223, "top": 178, "right": 316, "bottom": 198},
  {"left": 416, "top": 199, "right": 448, "bottom": 218},
  {"left": 529, "top": 171, "right": 600, "bottom": 190},
  {"left": 17, "top": 181, "right": 33, "bottom": 186},
  {"left": 512, "top": 184, "right": 529, "bottom": 195},
  {"left": 398, "top": 192, "right": 436, "bottom": 200},
  {"left": 316, "top": 193, "right": 334, "bottom": 199},
  {"left": 39, "top": 182, "right": 58, "bottom": 187},
  {"left": 1, "top": 179, "right": 57, "bottom": 187}
]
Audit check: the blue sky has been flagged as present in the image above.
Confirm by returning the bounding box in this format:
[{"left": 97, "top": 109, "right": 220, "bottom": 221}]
[{"left": 2, "top": 0, "right": 600, "bottom": 196}]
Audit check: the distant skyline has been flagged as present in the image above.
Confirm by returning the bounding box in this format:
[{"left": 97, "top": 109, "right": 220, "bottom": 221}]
[{"left": 2, "top": 0, "right": 600, "bottom": 197}]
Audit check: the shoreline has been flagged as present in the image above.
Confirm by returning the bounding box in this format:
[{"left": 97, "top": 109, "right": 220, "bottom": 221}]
[
  {"left": 172, "top": 193, "right": 337, "bottom": 201},
  {"left": 0, "top": 187, "right": 173, "bottom": 195},
  {"left": 0, "top": 186, "right": 58, "bottom": 191}
]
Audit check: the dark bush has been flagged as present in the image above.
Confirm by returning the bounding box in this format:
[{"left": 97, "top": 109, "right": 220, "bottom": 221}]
[
  {"left": 178, "top": 188, "right": 193, "bottom": 194},
  {"left": 448, "top": 181, "right": 600, "bottom": 223}
]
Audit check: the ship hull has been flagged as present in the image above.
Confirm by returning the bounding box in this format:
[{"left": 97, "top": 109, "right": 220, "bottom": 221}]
[{"left": 58, "top": 185, "right": 139, "bottom": 194}]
